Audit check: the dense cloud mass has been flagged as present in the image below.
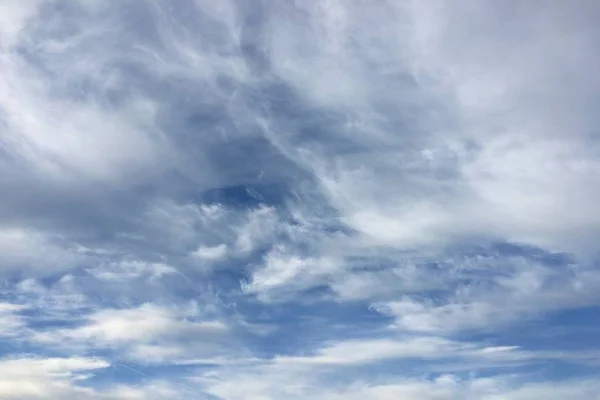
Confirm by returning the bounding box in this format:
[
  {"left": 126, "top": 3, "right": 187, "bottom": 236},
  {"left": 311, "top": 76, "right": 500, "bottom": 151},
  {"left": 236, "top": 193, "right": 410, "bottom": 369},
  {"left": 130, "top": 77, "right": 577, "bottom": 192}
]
[{"left": 1, "top": 0, "right": 600, "bottom": 398}]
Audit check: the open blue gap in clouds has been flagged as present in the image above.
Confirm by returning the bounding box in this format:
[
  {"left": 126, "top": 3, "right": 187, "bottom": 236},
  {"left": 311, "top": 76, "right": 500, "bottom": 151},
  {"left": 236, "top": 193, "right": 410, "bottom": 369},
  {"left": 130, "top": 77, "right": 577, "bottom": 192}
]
[{"left": 1, "top": 0, "right": 600, "bottom": 398}]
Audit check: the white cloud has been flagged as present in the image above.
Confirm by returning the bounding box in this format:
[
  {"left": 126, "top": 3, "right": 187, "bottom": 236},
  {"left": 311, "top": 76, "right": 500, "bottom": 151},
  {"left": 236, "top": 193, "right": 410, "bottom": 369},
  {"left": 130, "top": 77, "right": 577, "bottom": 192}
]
[
  {"left": 330, "top": 260, "right": 444, "bottom": 301},
  {"left": 321, "top": 378, "right": 600, "bottom": 400},
  {"left": 0, "top": 356, "right": 189, "bottom": 400},
  {"left": 261, "top": 0, "right": 600, "bottom": 255},
  {"left": 33, "top": 303, "right": 229, "bottom": 363},
  {"left": 0, "top": 356, "right": 109, "bottom": 399},
  {"left": 13, "top": 275, "right": 91, "bottom": 318},
  {"left": 126, "top": 344, "right": 185, "bottom": 365},
  {"left": 199, "top": 356, "right": 600, "bottom": 400},
  {"left": 0, "top": 303, "right": 27, "bottom": 337},
  {"left": 0, "top": 49, "right": 170, "bottom": 185},
  {"left": 371, "top": 257, "right": 600, "bottom": 334},
  {"left": 262, "top": 335, "right": 587, "bottom": 370},
  {"left": 0, "top": 228, "right": 81, "bottom": 272},
  {"left": 196, "top": 334, "right": 600, "bottom": 399},
  {"left": 243, "top": 247, "right": 339, "bottom": 301},
  {"left": 191, "top": 244, "right": 228, "bottom": 261},
  {"left": 0, "top": 1, "right": 41, "bottom": 49},
  {"left": 85, "top": 261, "right": 176, "bottom": 281},
  {"left": 374, "top": 298, "right": 500, "bottom": 333},
  {"left": 0, "top": 0, "right": 599, "bottom": 398},
  {"left": 275, "top": 337, "right": 468, "bottom": 366},
  {"left": 234, "top": 206, "right": 279, "bottom": 254},
  {"left": 141, "top": 201, "right": 280, "bottom": 261}
]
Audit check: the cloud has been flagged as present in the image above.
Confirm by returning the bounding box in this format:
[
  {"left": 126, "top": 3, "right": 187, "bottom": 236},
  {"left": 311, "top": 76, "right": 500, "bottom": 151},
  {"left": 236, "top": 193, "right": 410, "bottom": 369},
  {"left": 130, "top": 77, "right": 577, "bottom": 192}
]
[
  {"left": 0, "top": 303, "right": 27, "bottom": 337},
  {"left": 191, "top": 244, "right": 229, "bottom": 261},
  {"left": 320, "top": 377, "right": 600, "bottom": 400},
  {"left": 330, "top": 259, "right": 445, "bottom": 301},
  {"left": 371, "top": 255, "right": 600, "bottom": 334},
  {"left": 0, "top": 355, "right": 191, "bottom": 399},
  {"left": 273, "top": 336, "right": 512, "bottom": 366},
  {"left": 0, "top": 34, "right": 171, "bottom": 185},
  {"left": 259, "top": 0, "right": 600, "bottom": 255},
  {"left": 0, "top": 2, "right": 42, "bottom": 49},
  {"left": 33, "top": 303, "right": 230, "bottom": 364},
  {"left": 198, "top": 357, "right": 600, "bottom": 400},
  {"left": 0, "top": 228, "right": 82, "bottom": 272},
  {"left": 195, "top": 333, "right": 600, "bottom": 399},
  {"left": 1, "top": 0, "right": 599, "bottom": 398},
  {"left": 0, "top": 356, "right": 109, "bottom": 399},
  {"left": 243, "top": 246, "right": 340, "bottom": 302}
]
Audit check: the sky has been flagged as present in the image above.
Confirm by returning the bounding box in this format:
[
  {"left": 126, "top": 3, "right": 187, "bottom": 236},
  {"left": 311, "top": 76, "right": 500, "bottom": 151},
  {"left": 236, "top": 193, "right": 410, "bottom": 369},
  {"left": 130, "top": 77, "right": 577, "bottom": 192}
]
[{"left": 1, "top": 0, "right": 600, "bottom": 399}]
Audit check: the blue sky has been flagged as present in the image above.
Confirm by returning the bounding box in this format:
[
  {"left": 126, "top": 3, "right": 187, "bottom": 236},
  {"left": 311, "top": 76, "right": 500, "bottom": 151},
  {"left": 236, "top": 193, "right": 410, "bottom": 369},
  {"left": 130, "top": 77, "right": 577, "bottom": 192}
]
[{"left": 1, "top": 0, "right": 600, "bottom": 398}]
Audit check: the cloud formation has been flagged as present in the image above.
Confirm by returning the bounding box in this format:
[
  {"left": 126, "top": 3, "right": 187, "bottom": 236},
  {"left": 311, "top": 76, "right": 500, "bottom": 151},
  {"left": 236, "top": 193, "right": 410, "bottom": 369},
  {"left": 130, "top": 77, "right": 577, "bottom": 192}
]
[{"left": 1, "top": 0, "right": 599, "bottom": 398}]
